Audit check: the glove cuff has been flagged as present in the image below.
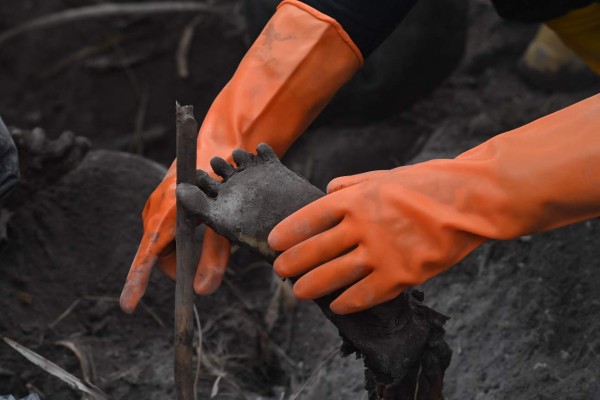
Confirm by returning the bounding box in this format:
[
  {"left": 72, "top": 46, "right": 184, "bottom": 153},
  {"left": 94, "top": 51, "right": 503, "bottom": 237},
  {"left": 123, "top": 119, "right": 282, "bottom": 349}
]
[{"left": 277, "top": 0, "right": 364, "bottom": 66}]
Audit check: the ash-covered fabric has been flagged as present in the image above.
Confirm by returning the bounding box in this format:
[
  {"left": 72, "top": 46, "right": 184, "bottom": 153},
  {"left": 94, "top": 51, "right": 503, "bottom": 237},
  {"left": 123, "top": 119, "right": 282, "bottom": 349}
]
[{"left": 0, "top": 115, "right": 19, "bottom": 200}]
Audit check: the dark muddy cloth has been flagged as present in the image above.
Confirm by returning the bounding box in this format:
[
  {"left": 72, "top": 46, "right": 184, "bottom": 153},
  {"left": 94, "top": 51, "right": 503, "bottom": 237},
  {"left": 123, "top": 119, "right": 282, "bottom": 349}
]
[
  {"left": 302, "top": 0, "right": 417, "bottom": 57},
  {"left": 491, "top": 0, "right": 599, "bottom": 22},
  {"left": 0, "top": 116, "right": 19, "bottom": 200},
  {"left": 303, "top": 0, "right": 598, "bottom": 57}
]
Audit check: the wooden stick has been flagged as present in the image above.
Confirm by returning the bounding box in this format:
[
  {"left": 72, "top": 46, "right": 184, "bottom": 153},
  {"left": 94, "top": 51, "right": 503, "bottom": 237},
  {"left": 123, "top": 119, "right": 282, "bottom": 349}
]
[{"left": 174, "top": 103, "right": 198, "bottom": 400}]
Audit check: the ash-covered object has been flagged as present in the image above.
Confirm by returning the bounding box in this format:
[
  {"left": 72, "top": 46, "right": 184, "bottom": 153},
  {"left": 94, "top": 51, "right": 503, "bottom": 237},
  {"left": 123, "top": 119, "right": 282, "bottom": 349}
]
[
  {"left": 177, "top": 143, "right": 452, "bottom": 400},
  {"left": 0, "top": 116, "right": 19, "bottom": 200}
]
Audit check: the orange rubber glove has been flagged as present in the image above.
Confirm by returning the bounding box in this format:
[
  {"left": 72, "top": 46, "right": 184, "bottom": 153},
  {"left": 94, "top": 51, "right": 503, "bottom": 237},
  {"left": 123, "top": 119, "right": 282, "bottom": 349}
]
[
  {"left": 120, "top": 0, "right": 363, "bottom": 313},
  {"left": 268, "top": 94, "right": 600, "bottom": 315}
]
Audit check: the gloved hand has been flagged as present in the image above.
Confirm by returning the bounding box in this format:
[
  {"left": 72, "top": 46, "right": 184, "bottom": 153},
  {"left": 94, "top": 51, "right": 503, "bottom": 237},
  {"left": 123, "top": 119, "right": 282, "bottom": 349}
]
[
  {"left": 268, "top": 93, "right": 600, "bottom": 315},
  {"left": 546, "top": 2, "right": 600, "bottom": 74},
  {"left": 119, "top": 0, "right": 363, "bottom": 313}
]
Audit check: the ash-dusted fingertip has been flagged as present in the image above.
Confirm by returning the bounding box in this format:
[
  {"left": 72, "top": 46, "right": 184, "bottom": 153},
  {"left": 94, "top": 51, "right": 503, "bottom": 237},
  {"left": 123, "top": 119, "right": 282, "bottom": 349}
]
[
  {"left": 194, "top": 271, "right": 223, "bottom": 295},
  {"left": 232, "top": 148, "right": 253, "bottom": 169},
  {"left": 210, "top": 157, "right": 236, "bottom": 180},
  {"left": 119, "top": 285, "right": 140, "bottom": 314},
  {"left": 272, "top": 256, "right": 291, "bottom": 278},
  {"left": 267, "top": 226, "right": 286, "bottom": 252},
  {"left": 256, "top": 143, "right": 279, "bottom": 161},
  {"left": 176, "top": 183, "right": 210, "bottom": 219},
  {"left": 196, "top": 169, "right": 219, "bottom": 197}
]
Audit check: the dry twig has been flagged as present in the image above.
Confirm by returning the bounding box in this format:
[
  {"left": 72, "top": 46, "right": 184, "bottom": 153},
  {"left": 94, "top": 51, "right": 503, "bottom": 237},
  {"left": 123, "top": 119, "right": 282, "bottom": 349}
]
[
  {"left": 222, "top": 278, "right": 300, "bottom": 371},
  {"left": 139, "top": 299, "right": 165, "bottom": 328},
  {"left": 1, "top": 336, "right": 108, "bottom": 400},
  {"left": 177, "top": 15, "right": 204, "bottom": 79},
  {"left": 288, "top": 348, "right": 337, "bottom": 400},
  {"left": 48, "top": 298, "right": 81, "bottom": 330},
  {"left": 0, "top": 2, "right": 228, "bottom": 47},
  {"left": 55, "top": 339, "right": 98, "bottom": 387},
  {"left": 264, "top": 277, "right": 285, "bottom": 332},
  {"left": 132, "top": 86, "right": 149, "bottom": 154}
]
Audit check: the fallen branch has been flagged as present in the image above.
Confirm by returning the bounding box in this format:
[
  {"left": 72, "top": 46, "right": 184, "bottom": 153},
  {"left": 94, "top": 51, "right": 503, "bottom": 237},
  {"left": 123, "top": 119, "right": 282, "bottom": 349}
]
[{"left": 0, "top": 2, "right": 228, "bottom": 47}]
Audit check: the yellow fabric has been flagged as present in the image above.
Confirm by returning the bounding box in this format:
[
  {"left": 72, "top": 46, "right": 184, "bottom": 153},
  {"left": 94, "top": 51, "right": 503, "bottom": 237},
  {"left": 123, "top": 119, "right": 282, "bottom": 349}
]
[
  {"left": 546, "top": 3, "right": 600, "bottom": 74},
  {"left": 523, "top": 25, "right": 576, "bottom": 73}
]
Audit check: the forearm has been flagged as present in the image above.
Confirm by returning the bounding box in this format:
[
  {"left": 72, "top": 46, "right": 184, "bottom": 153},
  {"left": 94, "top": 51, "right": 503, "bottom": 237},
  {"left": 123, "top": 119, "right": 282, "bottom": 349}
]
[
  {"left": 454, "top": 93, "right": 600, "bottom": 237},
  {"left": 378, "top": 92, "right": 600, "bottom": 243},
  {"left": 301, "top": 0, "right": 418, "bottom": 57}
]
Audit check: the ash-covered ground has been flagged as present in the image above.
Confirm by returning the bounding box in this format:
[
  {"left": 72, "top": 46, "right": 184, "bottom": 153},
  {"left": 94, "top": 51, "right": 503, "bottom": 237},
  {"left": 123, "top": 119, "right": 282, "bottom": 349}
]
[{"left": 0, "top": 0, "right": 599, "bottom": 399}]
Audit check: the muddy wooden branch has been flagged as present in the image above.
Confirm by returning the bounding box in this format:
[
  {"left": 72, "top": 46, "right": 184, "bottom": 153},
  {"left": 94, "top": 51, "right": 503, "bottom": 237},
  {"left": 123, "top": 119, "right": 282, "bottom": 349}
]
[
  {"left": 177, "top": 144, "right": 452, "bottom": 400},
  {"left": 174, "top": 103, "right": 198, "bottom": 400}
]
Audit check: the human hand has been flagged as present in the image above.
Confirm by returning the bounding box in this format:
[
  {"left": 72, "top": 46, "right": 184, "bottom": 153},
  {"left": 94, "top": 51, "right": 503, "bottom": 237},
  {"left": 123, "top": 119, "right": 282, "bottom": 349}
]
[{"left": 268, "top": 161, "right": 487, "bottom": 314}]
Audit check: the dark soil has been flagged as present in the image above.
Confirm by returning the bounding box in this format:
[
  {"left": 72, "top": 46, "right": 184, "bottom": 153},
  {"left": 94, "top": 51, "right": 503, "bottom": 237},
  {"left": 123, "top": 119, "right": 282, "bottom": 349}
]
[{"left": 0, "top": 0, "right": 599, "bottom": 399}]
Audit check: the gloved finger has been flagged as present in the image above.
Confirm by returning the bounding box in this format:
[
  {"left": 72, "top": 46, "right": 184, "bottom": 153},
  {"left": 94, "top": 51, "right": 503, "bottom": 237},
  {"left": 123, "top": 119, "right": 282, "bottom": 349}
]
[
  {"left": 157, "top": 249, "right": 177, "bottom": 281},
  {"left": 329, "top": 273, "right": 407, "bottom": 315},
  {"left": 120, "top": 210, "right": 176, "bottom": 313},
  {"left": 177, "top": 183, "right": 211, "bottom": 220},
  {"left": 293, "top": 250, "right": 371, "bottom": 300},
  {"left": 232, "top": 148, "right": 253, "bottom": 170},
  {"left": 256, "top": 143, "right": 280, "bottom": 162},
  {"left": 268, "top": 197, "right": 343, "bottom": 251},
  {"left": 210, "top": 157, "right": 236, "bottom": 181},
  {"left": 194, "top": 228, "right": 231, "bottom": 295},
  {"left": 195, "top": 170, "right": 219, "bottom": 197},
  {"left": 273, "top": 224, "right": 357, "bottom": 278},
  {"left": 326, "top": 170, "right": 390, "bottom": 193}
]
